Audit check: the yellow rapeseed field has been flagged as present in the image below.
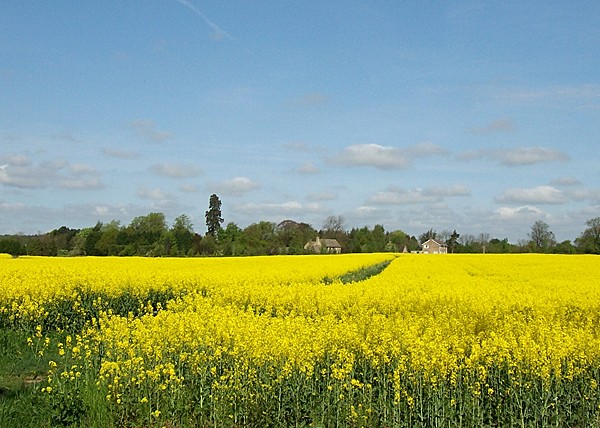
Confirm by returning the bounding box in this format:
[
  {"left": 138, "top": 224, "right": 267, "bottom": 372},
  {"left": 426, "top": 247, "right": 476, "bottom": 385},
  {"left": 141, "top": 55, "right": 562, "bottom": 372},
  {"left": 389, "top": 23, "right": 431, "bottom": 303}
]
[{"left": 2, "top": 253, "right": 600, "bottom": 427}]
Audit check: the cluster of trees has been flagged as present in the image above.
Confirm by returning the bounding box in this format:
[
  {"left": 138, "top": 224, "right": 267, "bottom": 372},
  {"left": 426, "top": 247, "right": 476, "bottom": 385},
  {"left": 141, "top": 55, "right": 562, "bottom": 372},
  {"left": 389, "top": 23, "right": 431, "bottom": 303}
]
[
  {"left": 0, "top": 215, "right": 415, "bottom": 258},
  {"left": 1, "top": 194, "right": 599, "bottom": 257}
]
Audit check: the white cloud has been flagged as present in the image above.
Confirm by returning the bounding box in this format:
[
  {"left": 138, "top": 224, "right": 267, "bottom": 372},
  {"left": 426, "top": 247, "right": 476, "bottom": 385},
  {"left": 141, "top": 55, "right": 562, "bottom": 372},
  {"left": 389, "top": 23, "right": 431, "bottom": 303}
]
[
  {"left": 564, "top": 187, "right": 600, "bottom": 202},
  {"left": 550, "top": 176, "right": 582, "bottom": 187},
  {"left": 496, "top": 185, "right": 567, "bottom": 205},
  {"left": 305, "top": 191, "right": 337, "bottom": 202},
  {"left": 352, "top": 206, "right": 389, "bottom": 222},
  {"left": 405, "top": 141, "right": 448, "bottom": 157},
  {"left": 102, "top": 147, "right": 140, "bottom": 159},
  {"left": 58, "top": 164, "right": 103, "bottom": 190},
  {"left": 174, "top": 0, "right": 235, "bottom": 41},
  {"left": 0, "top": 156, "right": 102, "bottom": 190},
  {"left": 130, "top": 119, "right": 172, "bottom": 142},
  {"left": 59, "top": 177, "right": 102, "bottom": 190},
  {"left": 94, "top": 205, "right": 110, "bottom": 216},
  {"left": 4, "top": 154, "right": 30, "bottom": 166},
  {"left": 425, "top": 185, "right": 471, "bottom": 197},
  {"left": 235, "top": 201, "right": 323, "bottom": 217},
  {"left": 0, "top": 162, "right": 42, "bottom": 188},
  {"left": 150, "top": 163, "right": 202, "bottom": 179},
  {"left": 137, "top": 187, "right": 172, "bottom": 201},
  {"left": 284, "top": 141, "right": 311, "bottom": 152},
  {"left": 211, "top": 176, "right": 260, "bottom": 196},
  {"left": 498, "top": 147, "right": 569, "bottom": 166},
  {"left": 370, "top": 188, "right": 434, "bottom": 205},
  {"left": 459, "top": 146, "right": 569, "bottom": 166},
  {"left": 468, "top": 118, "right": 515, "bottom": 134},
  {"left": 0, "top": 201, "right": 27, "bottom": 213},
  {"left": 286, "top": 92, "right": 328, "bottom": 107},
  {"left": 498, "top": 84, "right": 600, "bottom": 104},
  {"left": 494, "top": 205, "right": 545, "bottom": 221},
  {"left": 369, "top": 185, "right": 470, "bottom": 205},
  {"left": 179, "top": 183, "right": 200, "bottom": 193},
  {"left": 297, "top": 162, "right": 320, "bottom": 174},
  {"left": 335, "top": 144, "right": 409, "bottom": 169},
  {"left": 331, "top": 142, "right": 446, "bottom": 170}
]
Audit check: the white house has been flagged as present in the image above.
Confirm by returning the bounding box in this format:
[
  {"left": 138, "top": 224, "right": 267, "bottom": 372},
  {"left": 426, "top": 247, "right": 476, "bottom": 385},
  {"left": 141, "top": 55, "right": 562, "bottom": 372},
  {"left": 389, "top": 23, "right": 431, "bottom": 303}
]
[{"left": 421, "top": 238, "right": 447, "bottom": 254}]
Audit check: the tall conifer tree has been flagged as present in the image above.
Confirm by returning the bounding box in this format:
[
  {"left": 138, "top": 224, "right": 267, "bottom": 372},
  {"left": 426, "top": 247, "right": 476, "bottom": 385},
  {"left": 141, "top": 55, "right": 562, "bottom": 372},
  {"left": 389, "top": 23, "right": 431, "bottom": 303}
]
[{"left": 205, "top": 194, "right": 224, "bottom": 237}]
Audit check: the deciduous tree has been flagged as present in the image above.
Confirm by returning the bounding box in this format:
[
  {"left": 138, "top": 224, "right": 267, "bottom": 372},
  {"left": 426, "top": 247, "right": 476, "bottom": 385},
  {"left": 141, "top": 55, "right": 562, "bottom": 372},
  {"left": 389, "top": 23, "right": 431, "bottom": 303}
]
[
  {"left": 171, "top": 214, "right": 194, "bottom": 255},
  {"left": 576, "top": 217, "right": 600, "bottom": 254},
  {"left": 528, "top": 220, "right": 556, "bottom": 251}
]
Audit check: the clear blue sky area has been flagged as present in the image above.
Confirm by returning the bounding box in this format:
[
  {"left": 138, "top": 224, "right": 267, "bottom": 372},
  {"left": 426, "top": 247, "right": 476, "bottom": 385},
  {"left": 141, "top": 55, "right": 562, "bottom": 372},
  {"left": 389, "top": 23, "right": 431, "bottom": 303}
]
[{"left": 1, "top": 1, "right": 599, "bottom": 242}]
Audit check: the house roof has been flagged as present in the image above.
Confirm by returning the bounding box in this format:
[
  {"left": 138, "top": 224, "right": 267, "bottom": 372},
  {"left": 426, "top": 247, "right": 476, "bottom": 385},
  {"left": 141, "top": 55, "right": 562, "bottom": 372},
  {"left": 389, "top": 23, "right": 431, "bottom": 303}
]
[
  {"left": 422, "top": 238, "right": 446, "bottom": 247},
  {"left": 304, "top": 237, "right": 342, "bottom": 251},
  {"left": 320, "top": 238, "right": 341, "bottom": 248}
]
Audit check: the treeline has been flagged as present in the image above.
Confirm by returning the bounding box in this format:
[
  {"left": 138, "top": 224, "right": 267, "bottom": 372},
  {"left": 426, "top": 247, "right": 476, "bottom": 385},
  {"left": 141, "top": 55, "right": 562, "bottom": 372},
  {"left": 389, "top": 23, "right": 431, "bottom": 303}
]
[
  {"left": 1, "top": 213, "right": 599, "bottom": 257},
  {"left": 0, "top": 213, "right": 418, "bottom": 257}
]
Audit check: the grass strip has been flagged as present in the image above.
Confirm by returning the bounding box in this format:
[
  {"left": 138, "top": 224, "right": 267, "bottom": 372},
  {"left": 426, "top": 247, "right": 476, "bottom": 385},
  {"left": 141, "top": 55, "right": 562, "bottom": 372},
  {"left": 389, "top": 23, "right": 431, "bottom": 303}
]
[{"left": 322, "top": 259, "right": 393, "bottom": 284}]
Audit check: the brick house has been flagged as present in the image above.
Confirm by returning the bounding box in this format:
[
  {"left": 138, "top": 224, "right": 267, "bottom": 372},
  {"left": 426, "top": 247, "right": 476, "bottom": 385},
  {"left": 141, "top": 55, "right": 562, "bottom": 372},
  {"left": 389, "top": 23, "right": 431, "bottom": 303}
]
[{"left": 421, "top": 238, "right": 447, "bottom": 254}]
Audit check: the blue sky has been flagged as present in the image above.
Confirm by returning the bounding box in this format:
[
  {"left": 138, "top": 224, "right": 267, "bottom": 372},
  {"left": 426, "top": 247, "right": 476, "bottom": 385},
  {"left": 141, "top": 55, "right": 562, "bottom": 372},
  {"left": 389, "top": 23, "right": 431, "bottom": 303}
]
[{"left": 1, "top": 1, "right": 599, "bottom": 242}]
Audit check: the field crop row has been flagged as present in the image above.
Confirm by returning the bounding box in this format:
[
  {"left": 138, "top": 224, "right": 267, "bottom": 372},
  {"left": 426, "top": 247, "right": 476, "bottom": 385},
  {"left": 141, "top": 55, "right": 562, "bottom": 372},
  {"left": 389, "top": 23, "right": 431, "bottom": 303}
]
[{"left": 1, "top": 253, "right": 600, "bottom": 427}]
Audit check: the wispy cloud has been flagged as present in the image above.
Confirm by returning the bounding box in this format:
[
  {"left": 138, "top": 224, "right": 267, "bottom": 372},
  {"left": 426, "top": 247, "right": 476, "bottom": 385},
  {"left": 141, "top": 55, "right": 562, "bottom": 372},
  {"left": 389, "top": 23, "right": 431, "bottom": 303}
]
[
  {"left": 550, "top": 176, "right": 582, "bottom": 187},
  {"left": 102, "top": 148, "right": 141, "bottom": 159},
  {"left": 495, "top": 185, "right": 568, "bottom": 205},
  {"left": 305, "top": 191, "right": 337, "bottom": 202},
  {"left": 331, "top": 142, "right": 446, "bottom": 170},
  {"left": 467, "top": 118, "right": 515, "bottom": 135},
  {"left": 497, "top": 147, "right": 570, "bottom": 166},
  {"left": 334, "top": 144, "right": 410, "bottom": 169},
  {"left": 58, "top": 164, "right": 103, "bottom": 189},
  {"left": 369, "top": 185, "right": 470, "bottom": 205},
  {"left": 494, "top": 84, "right": 600, "bottom": 110},
  {"left": 286, "top": 92, "right": 328, "bottom": 108},
  {"left": 297, "top": 162, "right": 320, "bottom": 175},
  {"left": 235, "top": 201, "right": 323, "bottom": 217},
  {"left": 0, "top": 155, "right": 102, "bottom": 190},
  {"left": 130, "top": 119, "right": 172, "bottom": 143},
  {"left": 149, "top": 162, "right": 202, "bottom": 179},
  {"left": 51, "top": 133, "right": 81, "bottom": 143},
  {"left": 174, "top": 0, "right": 235, "bottom": 41},
  {"left": 459, "top": 146, "right": 569, "bottom": 166},
  {"left": 137, "top": 187, "right": 173, "bottom": 202},
  {"left": 179, "top": 183, "right": 200, "bottom": 193}
]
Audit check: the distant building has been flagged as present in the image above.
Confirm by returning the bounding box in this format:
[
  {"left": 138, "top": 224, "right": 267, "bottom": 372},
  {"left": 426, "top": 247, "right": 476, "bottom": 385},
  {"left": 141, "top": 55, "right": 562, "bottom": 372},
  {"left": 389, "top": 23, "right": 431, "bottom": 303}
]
[
  {"left": 304, "top": 236, "right": 342, "bottom": 254},
  {"left": 421, "top": 238, "right": 447, "bottom": 254}
]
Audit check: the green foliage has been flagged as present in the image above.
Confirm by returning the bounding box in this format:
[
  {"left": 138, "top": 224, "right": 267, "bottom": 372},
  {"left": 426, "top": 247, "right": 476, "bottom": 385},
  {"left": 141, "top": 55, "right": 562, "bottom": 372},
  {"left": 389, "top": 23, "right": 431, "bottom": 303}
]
[
  {"left": 447, "top": 229, "right": 460, "bottom": 253},
  {"left": 323, "top": 260, "right": 392, "bottom": 285},
  {"left": 171, "top": 214, "right": 195, "bottom": 255},
  {"left": 276, "top": 220, "right": 317, "bottom": 254},
  {"left": 49, "top": 390, "right": 86, "bottom": 427},
  {"left": 4, "top": 212, "right": 599, "bottom": 257},
  {"left": 0, "top": 238, "right": 24, "bottom": 257},
  {"left": 240, "top": 221, "right": 278, "bottom": 255},
  {"left": 205, "top": 194, "right": 224, "bottom": 237},
  {"left": 0, "top": 329, "right": 57, "bottom": 427},
  {"left": 577, "top": 217, "right": 600, "bottom": 254},
  {"left": 2, "top": 287, "right": 182, "bottom": 333},
  {"left": 528, "top": 220, "right": 556, "bottom": 251},
  {"left": 419, "top": 229, "right": 437, "bottom": 244}
]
